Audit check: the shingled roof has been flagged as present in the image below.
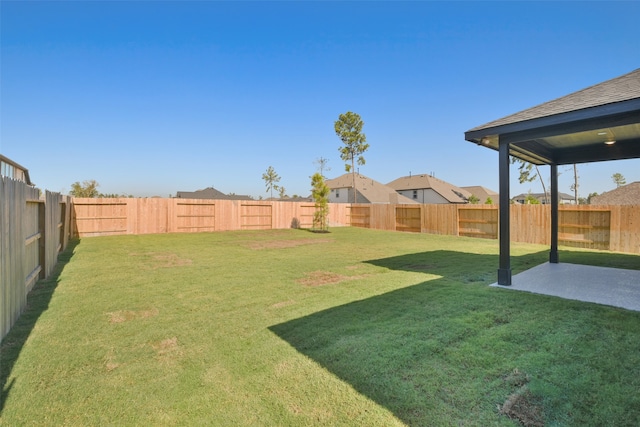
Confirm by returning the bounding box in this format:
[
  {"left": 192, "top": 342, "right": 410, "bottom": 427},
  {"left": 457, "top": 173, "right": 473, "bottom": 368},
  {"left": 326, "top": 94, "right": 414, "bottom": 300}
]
[
  {"left": 326, "top": 173, "right": 417, "bottom": 204},
  {"left": 468, "top": 69, "right": 640, "bottom": 131},
  {"left": 465, "top": 69, "right": 640, "bottom": 165},
  {"left": 591, "top": 182, "right": 640, "bottom": 205},
  {"left": 460, "top": 186, "right": 498, "bottom": 203},
  {"left": 387, "top": 174, "right": 471, "bottom": 203},
  {"left": 176, "top": 187, "right": 253, "bottom": 200}
]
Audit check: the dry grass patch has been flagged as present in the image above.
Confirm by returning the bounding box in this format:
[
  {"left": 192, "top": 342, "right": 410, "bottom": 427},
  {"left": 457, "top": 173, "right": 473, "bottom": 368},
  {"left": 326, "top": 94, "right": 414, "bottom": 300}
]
[
  {"left": 296, "top": 271, "right": 369, "bottom": 287},
  {"left": 151, "top": 337, "right": 183, "bottom": 363},
  {"left": 499, "top": 369, "right": 545, "bottom": 427}
]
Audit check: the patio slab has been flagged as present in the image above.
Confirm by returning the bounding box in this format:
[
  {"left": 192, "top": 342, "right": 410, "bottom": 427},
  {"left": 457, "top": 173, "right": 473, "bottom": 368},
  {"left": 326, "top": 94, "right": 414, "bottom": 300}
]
[{"left": 490, "top": 262, "right": 640, "bottom": 312}]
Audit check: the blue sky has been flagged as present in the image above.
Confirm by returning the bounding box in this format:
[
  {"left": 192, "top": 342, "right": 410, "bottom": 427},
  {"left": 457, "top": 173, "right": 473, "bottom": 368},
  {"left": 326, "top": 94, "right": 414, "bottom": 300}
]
[{"left": 2, "top": 1, "right": 639, "bottom": 199}]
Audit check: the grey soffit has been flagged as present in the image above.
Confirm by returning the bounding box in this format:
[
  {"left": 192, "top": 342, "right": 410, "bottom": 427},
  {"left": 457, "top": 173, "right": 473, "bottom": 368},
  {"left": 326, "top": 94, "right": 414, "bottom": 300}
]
[{"left": 465, "top": 69, "right": 640, "bottom": 166}]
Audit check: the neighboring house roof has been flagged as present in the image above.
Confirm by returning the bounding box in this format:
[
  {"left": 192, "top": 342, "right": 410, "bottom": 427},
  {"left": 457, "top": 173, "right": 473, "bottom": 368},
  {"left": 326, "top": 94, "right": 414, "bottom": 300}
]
[
  {"left": 326, "top": 173, "right": 417, "bottom": 204},
  {"left": 279, "top": 196, "right": 314, "bottom": 202},
  {"left": 387, "top": 174, "right": 472, "bottom": 203},
  {"left": 512, "top": 192, "right": 574, "bottom": 203},
  {"left": 176, "top": 187, "right": 253, "bottom": 200},
  {"left": 460, "top": 186, "right": 498, "bottom": 203},
  {"left": 591, "top": 182, "right": 640, "bottom": 205}
]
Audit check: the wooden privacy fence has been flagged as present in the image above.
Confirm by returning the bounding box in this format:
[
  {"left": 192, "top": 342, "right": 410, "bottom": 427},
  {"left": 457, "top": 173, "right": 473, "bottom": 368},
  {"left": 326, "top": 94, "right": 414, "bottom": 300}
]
[
  {"left": 1, "top": 177, "right": 72, "bottom": 340},
  {"left": 72, "top": 198, "right": 640, "bottom": 254},
  {"left": 348, "top": 203, "right": 640, "bottom": 254},
  {"left": 72, "top": 198, "right": 351, "bottom": 237}
]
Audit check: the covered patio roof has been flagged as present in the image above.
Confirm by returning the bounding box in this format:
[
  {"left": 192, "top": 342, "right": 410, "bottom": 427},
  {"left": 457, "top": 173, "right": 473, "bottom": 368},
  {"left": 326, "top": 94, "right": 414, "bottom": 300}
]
[{"left": 464, "top": 69, "right": 640, "bottom": 286}]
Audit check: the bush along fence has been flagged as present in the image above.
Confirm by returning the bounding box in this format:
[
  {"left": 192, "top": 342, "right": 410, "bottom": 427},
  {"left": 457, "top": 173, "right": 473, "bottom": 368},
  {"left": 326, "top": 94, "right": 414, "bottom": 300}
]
[{"left": 1, "top": 176, "right": 73, "bottom": 341}]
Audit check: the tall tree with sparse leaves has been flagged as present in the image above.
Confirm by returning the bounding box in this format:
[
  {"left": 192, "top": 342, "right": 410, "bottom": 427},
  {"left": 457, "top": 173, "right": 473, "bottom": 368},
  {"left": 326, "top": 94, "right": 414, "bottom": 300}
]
[
  {"left": 335, "top": 111, "right": 369, "bottom": 203},
  {"left": 69, "top": 180, "right": 100, "bottom": 198},
  {"left": 262, "top": 166, "right": 281, "bottom": 199},
  {"left": 612, "top": 173, "right": 626, "bottom": 188},
  {"left": 311, "top": 172, "right": 330, "bottom": 231},
  {"left": 511, "top": 158, "right": 548, "bottom": 203}
]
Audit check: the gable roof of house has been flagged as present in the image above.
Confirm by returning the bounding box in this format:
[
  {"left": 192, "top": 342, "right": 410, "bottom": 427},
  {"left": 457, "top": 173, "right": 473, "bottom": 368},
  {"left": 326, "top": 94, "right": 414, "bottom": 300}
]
[
  {"left": 590, "top": 182, "right": 640, "bottom": 205},
  {"left": 460, "top": 186, "right": 498, "bottom": 203},
  {"left": 326, "top": 173, "right": 417, "bottom": 204},
  {"left": 387, "top": 174, "right": 472, "bottom": 203},
  {"left": 176, "top": 187, "right": 253, "bottom": 200}
]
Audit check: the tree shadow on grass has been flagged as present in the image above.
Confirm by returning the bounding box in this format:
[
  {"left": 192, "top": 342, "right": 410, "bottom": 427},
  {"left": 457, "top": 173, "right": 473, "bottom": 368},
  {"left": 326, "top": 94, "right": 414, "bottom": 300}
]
[
  {"left": 0, "top": 239, "right": 80, "bottom": 413},
  {"left": 269, "top": 248, "right": 640, "bottom": 425}
]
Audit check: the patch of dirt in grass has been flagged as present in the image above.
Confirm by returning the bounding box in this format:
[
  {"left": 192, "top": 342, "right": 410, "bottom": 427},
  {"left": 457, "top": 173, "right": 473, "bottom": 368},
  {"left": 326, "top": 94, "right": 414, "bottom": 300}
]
[
  {"left": 104, "top": 349, "right": 121, "bottom": 372},
  {"left": 499, "top": 369, "right": 545, "bottom": 427},
  {"left": 248, "top": 238, "right": 333, "bottom": 250},
  {"left": 297, "top": 271, "right": 367, "bottom": 287},
  {"left": 151, "top": 337, "right": 183, "bottom": 363},
  {"left": 270, "top": 300, "right": 296, "bottom": 309},
  {"left": 107, "top": 308, "right": 159, "bottom": 324}
]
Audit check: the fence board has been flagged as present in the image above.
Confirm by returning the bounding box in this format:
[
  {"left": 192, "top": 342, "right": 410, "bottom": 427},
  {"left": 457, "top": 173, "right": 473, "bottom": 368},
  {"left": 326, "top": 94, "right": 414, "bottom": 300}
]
[
  {"left": 606, "top": 205, "right": 640, "bottom": 253},
  {"left": 1, "top": 177, "right": 51, "bottom": 340},
  {"left": 396, "top": 206, "right": 421, "bottom": 232},
  {"left": 458, "top": 206, "right": 498, "bottom": 239},
  {"left": 348, "top": 205, "right": 370, "bottom": 228},
  {"left": 423, "top": 205, "right": 458, "bottom": 235},
  {"left": 241, "top": 203, "right": 272, "bottom": 230}
]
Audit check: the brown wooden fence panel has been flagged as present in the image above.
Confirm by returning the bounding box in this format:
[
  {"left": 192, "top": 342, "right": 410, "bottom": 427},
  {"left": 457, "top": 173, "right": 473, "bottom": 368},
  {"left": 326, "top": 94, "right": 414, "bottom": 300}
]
[
  {"left": 396, "top": 205, "right": 421, "bottom": 232},
  {"left": 422, "top": 204, "right": 458, "bottom": 235},
  {"left": 1, "top": 178, "right": 41, "bottom": 339},
  {"left": 607, "top": 205, "right": 640, "bottom": 253},
  {"left": 1, "top": 178, "right": 69, "bottom": 341},
  {"left": 133, "top": 198, "right": 168, "bottom": 234},
  {"left": 328, "top": 203, "right": 349, "bottom": 228},
  {"left": 73, "top": 198, "right": 128, "bottom": 237},
  {"left": 348, "top": 205, "right": 370, "bottom": 228},
  {"left": 510, "top": 204, "right": 548, "bottom": 245},
  {"left": 173, "top": 199, "right": 216, "bottom": 232},
  {"left": 241, "top": 203, "right": 272, "bottom": 230},
  {"left": 558, "top": 207, "right": 611, "bottom": 250},
  {"left": 298, "top": 204, "right": 316, "bottom": 229},
  {"left": 458, "top": 206, "right": 498, "bottom": 239}
]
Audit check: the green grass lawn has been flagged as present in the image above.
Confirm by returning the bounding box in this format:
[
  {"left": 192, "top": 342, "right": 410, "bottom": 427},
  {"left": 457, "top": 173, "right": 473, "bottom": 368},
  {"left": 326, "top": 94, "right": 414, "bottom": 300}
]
[{"left": 2, "top": 227, "right": 639, "bottom": 426}]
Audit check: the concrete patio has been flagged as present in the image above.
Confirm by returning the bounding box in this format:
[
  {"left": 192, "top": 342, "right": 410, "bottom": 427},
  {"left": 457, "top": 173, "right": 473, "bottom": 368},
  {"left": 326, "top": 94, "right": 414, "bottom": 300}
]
[{"left": 491, "top": 262, "right": 640, "bottom": 312}]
